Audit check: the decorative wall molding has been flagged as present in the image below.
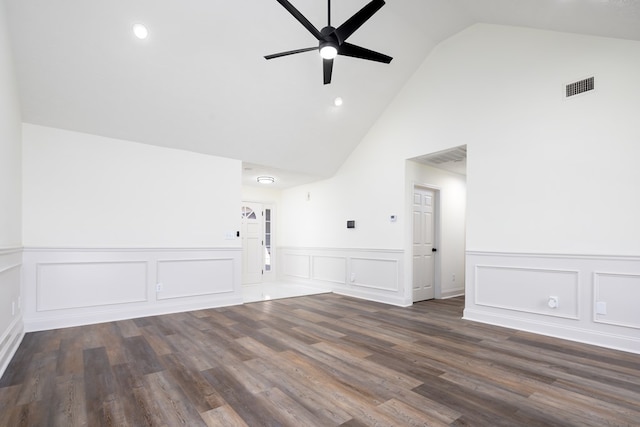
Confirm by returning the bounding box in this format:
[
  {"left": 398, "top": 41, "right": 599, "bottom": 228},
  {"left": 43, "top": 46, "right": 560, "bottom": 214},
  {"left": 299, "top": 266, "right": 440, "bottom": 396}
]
[
  {"left": 594, "top": 272, "right": 640, "bottom": 330},
  {"left": 474, "top": 265, "right": 579, "bottom": 319},
  {"left": 0, "top": 263, "right": 21, "bottom": 275},
  {"left": 279, "top": 247, "right": 407, "bottom": 306},
  {"left": 282, "top": 254, "right": 311, "bottom": 279},
  {"left": 156, "top": 258, "right": 235, "bottom": 300},
  {"left": 350, "top": 257, "right": 399, "bottom": 292},
  {"left": 0, "top": 247, "right": 22, "bottom": 256},
  {"left": 23, "top": 246, "right": 240, "bottom": 252},
  {"left": 466, "top": 250, "right": 640, "bottom": 262},
  {"left": 36, "top": 261, "right": 148, "bottom": 311},
  {"left": 465, "top": 251, "right": 640, "bottom": 354},
  {"left": 22, "top": 247, "right": 243, "bottom": 332},
  {"left": 311, "top": 256, "right": 347, "bottom": 284},
  {"left": 0, "top": 248, "right": 23, "bottom": 380}
]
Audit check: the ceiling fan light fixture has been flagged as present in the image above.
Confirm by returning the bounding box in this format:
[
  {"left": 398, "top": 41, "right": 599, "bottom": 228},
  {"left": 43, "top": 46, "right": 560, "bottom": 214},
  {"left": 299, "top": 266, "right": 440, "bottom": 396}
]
[
  {"left": 257, "top": 176, "right": 275, "bottom": 184},
  {"left": 320, "top": 43, "right": 338, "bottom": 60}
]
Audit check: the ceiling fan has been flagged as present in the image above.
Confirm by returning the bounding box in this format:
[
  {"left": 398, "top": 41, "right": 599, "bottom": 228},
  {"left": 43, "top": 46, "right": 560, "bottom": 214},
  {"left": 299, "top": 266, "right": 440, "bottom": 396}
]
[{"left": 265, "top": 0, "right": 393, "bottom": 84}]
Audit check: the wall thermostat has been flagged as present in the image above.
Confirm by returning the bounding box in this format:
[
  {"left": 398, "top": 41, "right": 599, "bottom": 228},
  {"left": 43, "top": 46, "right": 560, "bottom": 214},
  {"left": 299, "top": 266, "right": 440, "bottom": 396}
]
[{"left": 347, "top": 220, "right": 355, "bottom": 229}]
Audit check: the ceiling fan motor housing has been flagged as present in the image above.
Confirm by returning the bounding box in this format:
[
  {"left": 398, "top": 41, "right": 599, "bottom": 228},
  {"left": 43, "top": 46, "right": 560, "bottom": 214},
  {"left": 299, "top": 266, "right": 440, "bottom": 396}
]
[{"left": 319, "top": 26, "right": 339, "bottom": 56}]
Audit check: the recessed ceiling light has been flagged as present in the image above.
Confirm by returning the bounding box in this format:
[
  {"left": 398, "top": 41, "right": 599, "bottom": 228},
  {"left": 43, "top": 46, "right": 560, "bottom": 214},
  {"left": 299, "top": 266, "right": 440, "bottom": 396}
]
[
  {"left": 132, "top": 23, "right": 149, "bottom": 40},
  {"left": 257, "top": 176, "right": 275, "bottom": 184},
  {"left": 334, "top": 97, "right": 343, "bottom": 107}
]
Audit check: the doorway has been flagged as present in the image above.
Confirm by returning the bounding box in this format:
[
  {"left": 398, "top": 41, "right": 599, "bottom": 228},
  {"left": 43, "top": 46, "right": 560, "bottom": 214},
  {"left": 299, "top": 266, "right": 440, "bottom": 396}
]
[
  {"left": 241, "top": 202, "right": 263, "bottom": 284},
  {"left": 412, "top": 186, "right": 437, "bottom": 302},
  {"left": 408, "top": 144, "right": 467, "bottom": 303}
]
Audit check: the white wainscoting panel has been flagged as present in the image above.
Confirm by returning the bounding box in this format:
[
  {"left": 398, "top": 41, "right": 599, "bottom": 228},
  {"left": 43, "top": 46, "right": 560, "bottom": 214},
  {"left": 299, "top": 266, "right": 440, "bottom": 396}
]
[
  {"left": 465, "top": 251, "right": 640, "bottom": 354},
  {"left": 282, "top": 254, "right": 311, "bottom": 279},
  {"left": 0, "top": 248, "right": 24, "bottom": 379},
  {"left": 312, "top": 256, "right": 346, "bottom": 284},
  {"left": 594, "top": 272, "right": 640, "bottom": 329},
  {"left": 157, "top": 258, "right": 235, "bottom": 300},
  {"left": 37, "top": 261, "right": 148, "bottom": 311},
  {"left": 351, "top": 257, "right": 399, "bottom": 292},
  {"left": 22, "top": 247, "right": 242, "bottom": 331},
  {"left": 279, "top": 247, "right": 406, "bottom": 306},
  {"left": 475, "top": 265, "right": 579, "bottom": 319}
]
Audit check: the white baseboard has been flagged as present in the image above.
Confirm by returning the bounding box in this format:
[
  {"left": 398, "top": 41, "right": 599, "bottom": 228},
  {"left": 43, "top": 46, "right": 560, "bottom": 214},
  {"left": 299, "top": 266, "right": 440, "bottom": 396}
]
[
  {"left": 0, "top": 317, "right": 24, "bottom": 380},
  {"left": 441, "top": 289, "right": 465, "bottom": 299},
  {"left": 463, "top": 308, "right": 640, "bottom": 354},
  {"left": 24, "top": 294, "right": 243, "bottom": 332}
]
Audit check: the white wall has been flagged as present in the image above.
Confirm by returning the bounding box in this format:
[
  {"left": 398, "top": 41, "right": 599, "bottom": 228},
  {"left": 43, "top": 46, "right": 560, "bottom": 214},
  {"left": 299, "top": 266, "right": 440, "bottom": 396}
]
[
  {"left": 21, "top": 125, "right": 244, "bottom": 331},
  {"left": 0, "top": 0, "right": 24, "bottom": 378},
  {"left": 23, "top": 124, "right": 241, "bottom": 248},
  {"left": 406, "top": 161, "right": 466, "bottom": 298},
  {"left": 0, "top": 4, "right": 22, "bottom": 248},
  {"left": 241, "top": 185, "right": 282, "bottom": 206},
  {"left": 279, "top": 24, "right": 640, "bottom": 352}
]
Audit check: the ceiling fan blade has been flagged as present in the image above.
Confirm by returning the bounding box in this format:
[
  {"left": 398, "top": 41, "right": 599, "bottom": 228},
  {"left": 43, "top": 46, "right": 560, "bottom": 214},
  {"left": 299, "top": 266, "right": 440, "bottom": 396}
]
[
  {"left": 338, "top": 42, "right": 392, "bottom": 63},
  {"left": 264, "top": 46, "right": 317, "bottom": 60},
  {"left": 275, "top": 0, "right": 323, "bottom": 40},
  {"left": 323, "top": 58, "right": 334, "bottom": 85},
  {"left": 335, "top": 0, "right": 385, "bottom": 44}
]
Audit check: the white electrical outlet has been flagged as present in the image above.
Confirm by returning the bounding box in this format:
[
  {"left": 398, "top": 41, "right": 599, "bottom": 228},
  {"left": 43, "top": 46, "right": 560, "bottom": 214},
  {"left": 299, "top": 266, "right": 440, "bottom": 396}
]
[
  {"left": 452, "top": 274, "right": 456, "bottom": 282},
  {"left": 596, "top": 301, "right": 607, "bottom": 315},
  {"left": 156, "top": 283, "right": 163, "bottom": 292},
  {"left": 350, "top": 272, "right": 356, "bottom": 282}
]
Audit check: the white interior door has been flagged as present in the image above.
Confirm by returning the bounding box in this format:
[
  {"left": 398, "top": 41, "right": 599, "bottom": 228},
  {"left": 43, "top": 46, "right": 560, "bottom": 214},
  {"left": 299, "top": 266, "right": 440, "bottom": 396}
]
[
  {"left": 413, "top": 187, "right": 436, "bottom": 302},
  {"left": 241, "top": 202, "right": 263, "bottom": 285}
]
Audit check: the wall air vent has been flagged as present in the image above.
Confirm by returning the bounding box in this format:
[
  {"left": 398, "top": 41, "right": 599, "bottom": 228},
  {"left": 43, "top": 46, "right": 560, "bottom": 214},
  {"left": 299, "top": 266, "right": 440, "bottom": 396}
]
[{"left": 566, "top": 76, "right": 594, "bottom": 98}]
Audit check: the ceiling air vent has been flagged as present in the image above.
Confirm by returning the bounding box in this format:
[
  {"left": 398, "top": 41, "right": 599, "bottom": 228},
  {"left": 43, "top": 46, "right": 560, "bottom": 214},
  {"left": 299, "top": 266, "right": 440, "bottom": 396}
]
[{"left": 566, "top": 76, "right": 594, "bottom": 98}]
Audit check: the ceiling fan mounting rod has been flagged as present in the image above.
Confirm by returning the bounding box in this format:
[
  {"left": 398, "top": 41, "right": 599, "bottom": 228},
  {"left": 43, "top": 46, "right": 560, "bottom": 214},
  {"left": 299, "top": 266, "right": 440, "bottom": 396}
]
[{"left": 328, "top": 0, "right": 331, "bottom": 26}]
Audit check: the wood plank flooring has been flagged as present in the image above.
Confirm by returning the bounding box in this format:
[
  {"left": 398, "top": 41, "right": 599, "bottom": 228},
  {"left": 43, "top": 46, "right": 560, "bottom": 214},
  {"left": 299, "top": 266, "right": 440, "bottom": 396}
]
[{"left": 1, "top": 294, "right": 639, "bottom": 426}]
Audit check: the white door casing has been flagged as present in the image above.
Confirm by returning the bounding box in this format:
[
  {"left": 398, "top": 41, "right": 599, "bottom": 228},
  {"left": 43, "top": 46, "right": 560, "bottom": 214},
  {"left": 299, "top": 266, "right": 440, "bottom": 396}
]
[
  {"left": 413, "top": 187, "right": 436, "bottom": 301},
  {"left": 241, "top": 202, "right": 263, "bottom": 284}
]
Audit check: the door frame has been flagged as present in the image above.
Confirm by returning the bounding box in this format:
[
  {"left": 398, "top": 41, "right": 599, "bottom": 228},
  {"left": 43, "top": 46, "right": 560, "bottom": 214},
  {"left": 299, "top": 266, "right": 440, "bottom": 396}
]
[
  {"left": 412, "top": 184, "right": 442, "bottom": 300},
  {"left": 241, "top": 201, "right": 264, "bottom": 285},
  {"left": 240, "top": 201, "right": 276, "bottom": 284}
]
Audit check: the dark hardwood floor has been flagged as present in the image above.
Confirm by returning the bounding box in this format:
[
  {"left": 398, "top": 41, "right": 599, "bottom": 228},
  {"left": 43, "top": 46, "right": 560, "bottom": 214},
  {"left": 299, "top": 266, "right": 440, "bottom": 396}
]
[{"left": 1, "top": 294, "right": 639, "bottom": 426}]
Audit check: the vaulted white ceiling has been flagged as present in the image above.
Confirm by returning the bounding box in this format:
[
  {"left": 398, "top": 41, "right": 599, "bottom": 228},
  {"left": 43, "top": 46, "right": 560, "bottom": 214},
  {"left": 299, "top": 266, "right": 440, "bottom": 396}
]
[{"left": 5, "top": 0, "right": 640, "bottom": 187}]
